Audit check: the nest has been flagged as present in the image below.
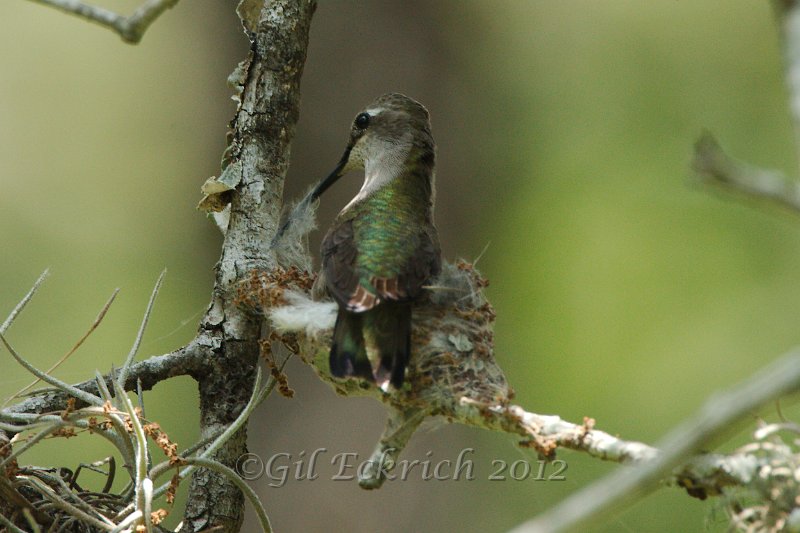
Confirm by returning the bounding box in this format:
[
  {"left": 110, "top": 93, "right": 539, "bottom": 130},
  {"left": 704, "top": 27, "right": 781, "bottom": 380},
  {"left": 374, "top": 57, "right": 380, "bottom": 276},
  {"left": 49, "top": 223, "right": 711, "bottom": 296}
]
[
  {"left": 244, "top": 261, "right": 511, "bottom": 406},
  {"left": 239, "top": 259, "right": 528, "bottom": 488}
]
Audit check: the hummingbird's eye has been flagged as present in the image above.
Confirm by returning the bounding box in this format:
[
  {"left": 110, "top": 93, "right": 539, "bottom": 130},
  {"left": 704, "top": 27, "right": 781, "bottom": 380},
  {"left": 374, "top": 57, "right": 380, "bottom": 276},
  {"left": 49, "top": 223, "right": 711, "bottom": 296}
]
[{"left": 354, "top": 112, "right": 370, "bottom": 130}]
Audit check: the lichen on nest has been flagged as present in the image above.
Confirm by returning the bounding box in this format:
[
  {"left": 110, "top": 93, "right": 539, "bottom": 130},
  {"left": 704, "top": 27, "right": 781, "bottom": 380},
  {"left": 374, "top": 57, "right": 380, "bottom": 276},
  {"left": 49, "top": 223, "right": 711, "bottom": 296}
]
[{"left": 240, "top": 259, "right": 513, "bottom": 419}]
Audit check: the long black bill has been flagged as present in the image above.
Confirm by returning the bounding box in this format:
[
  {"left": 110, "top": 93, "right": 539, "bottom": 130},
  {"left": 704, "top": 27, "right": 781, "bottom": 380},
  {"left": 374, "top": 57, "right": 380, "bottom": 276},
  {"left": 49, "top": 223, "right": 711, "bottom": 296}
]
[
  {"left": 309, "top": 145, "right": 352, "bottom": 202},
  {"left": 270, "top": 146, "right": 352, "bottom": 247}
]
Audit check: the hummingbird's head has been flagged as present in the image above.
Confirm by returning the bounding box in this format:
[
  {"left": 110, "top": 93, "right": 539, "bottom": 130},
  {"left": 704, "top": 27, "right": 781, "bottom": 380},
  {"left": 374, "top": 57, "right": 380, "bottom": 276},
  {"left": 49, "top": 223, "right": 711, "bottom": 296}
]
[
  {"left": 343, "top": 93, "right": 434, "bottom": 171},
  {"left": 310, "top": 93, "right": 435, "bottom": 202}
]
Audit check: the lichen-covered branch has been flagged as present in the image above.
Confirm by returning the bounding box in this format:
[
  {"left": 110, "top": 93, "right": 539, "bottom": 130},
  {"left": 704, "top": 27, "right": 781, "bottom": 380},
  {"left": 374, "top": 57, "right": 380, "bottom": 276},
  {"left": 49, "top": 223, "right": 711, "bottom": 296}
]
[
  {"left": 258, "top": 262, "right": 800, "bottom": 507},
  {"left": 1, "top": 338, "right": 212, "bottom": 419},
  {"left": 509, "top": 349, "right": 800, "bottom": 533},
  {"left": 25, "top": 0, "right": 180, "bottom": 43},
  {"left": 182, "top": 2, "right": 317, "bottom": 532}
]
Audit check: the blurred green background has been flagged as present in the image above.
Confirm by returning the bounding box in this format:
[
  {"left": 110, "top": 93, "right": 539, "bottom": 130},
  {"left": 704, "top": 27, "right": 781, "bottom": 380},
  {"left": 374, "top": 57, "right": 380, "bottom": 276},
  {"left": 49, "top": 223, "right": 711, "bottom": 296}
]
[{"left": 2, "top": 1, "right": 799, "bottom": 531}]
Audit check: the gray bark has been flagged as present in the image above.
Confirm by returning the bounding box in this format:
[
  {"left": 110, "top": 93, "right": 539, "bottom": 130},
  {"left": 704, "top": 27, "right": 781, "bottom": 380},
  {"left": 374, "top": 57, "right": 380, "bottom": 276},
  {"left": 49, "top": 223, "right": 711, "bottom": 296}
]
[{"left": 182, "top": 2, "right": 316, "bottom": 531}]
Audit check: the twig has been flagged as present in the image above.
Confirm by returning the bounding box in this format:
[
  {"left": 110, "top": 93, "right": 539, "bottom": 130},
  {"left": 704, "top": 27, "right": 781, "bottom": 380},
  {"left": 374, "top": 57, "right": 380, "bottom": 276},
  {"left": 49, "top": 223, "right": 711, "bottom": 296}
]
[
  {"left": 0, "top": 339, "right": 211, "bottom": 420},
  {"left": 775, "top": 0, "right": 800, "bottom": 161},
  {"left": 25, "top": 0, "right": 180, "bottom": 43},
  {"left": 692, "top": 132, "right": 800, "bottom": 212},
  {"left": 692, "top": 1, "right": 800, "bottom": 206},
  {"left": 358, "top": 408, "right": 427, "bottom": 489},
  {"left": 509, "top": 347, "right": 800, "bottom": 533},
  {"left": 503, "top": 406, "right": 658, "bottom": 463}
]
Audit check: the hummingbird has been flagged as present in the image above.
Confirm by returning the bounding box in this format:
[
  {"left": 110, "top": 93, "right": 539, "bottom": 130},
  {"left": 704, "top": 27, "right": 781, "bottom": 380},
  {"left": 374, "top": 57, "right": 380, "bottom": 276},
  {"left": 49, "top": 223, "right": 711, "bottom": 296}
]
[{"left": 305, "top": 93, "right": 442, "bottom": 390}]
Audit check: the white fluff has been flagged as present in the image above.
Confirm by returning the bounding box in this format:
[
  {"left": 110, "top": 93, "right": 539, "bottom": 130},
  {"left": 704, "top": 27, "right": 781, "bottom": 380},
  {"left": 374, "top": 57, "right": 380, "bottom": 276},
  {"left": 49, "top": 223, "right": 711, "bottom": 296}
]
[{"left": 269, "top": 290, "right": 337, "bottom": 336}]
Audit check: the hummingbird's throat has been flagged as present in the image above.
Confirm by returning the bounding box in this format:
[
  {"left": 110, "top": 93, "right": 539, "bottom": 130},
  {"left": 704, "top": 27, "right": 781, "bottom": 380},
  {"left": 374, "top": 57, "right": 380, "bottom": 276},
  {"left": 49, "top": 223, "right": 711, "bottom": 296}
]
[{"left": 342, "top": 138, "right": 411, "bottom": 212}]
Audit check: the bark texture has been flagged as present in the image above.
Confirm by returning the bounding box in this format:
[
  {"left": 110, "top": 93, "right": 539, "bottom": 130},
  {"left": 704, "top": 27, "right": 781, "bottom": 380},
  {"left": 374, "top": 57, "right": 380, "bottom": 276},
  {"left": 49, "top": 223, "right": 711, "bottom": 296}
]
[{"left": 182, "top": 2, "right": 317, "bottom": 531}]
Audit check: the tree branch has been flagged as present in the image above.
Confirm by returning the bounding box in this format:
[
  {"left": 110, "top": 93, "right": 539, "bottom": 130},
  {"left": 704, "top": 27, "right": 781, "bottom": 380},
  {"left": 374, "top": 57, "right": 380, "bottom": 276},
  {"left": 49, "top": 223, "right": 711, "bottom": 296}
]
[
  {"left": 25, "top": 0, "right": 179, "bottom": 43},
  {"left": 776, "top": 0, "right": 800, "bottom": 159},
  {"left": 0, "top": 338, "right": 212, "bottom": 419},
  {"left": 509, "top": 348, "right": 800, "bottom": 533},
  {"left": 181, "top": 2, "right": 317, "bottom": 531},
  {"left": 3, "top": 1, "right": 316, "bottom": 529},
  {"left": 12, "top": 0, "right": 798, "bottom": 530},
  {"left": 692, "top": 1, "right": 800, "bottom": 207},
  {"left": 264, "top": 263, "right": 787, "bottom": 514},
  {"left": 693, "top": 132, "right": 800, "bottom": 211}
]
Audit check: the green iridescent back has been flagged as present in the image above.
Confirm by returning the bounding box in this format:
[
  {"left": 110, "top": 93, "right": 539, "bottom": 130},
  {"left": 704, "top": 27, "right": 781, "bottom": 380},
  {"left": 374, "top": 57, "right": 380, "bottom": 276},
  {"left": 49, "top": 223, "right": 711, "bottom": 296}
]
[{"left": 351, "top": 169, "right": 433, "bottom": 282}]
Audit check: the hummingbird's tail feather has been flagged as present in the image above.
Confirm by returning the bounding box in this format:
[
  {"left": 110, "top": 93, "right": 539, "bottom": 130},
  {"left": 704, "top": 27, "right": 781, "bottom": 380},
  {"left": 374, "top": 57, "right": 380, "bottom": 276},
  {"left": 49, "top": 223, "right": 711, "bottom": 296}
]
[
  {"left": 330, "top": 304, "right": 413, "bottom": 389},
  {"left": 329, "top": 310, "right": 372, "bottom": 381},
  {"left": 366, "top": 303, "right": 412, "bottom": 389}
]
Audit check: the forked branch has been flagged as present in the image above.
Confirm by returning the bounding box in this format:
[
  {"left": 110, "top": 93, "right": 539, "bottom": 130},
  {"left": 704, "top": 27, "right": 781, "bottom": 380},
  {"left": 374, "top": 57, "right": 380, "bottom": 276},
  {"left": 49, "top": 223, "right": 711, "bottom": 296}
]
[{"left": 26, "top": 0, "right": 180, "bottom": 43}]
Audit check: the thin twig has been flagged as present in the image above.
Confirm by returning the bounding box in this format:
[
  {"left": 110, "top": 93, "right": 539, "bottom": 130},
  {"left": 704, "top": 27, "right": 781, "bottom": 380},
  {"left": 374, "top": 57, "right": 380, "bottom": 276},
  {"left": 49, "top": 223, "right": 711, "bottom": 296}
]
[
  {"left": 489, "top": 404, "right": 659, "bottom": 463},
  {"left": 692, "top": 132, "right": 800, "bottom": 212},
  {"left": 1, "top": 339, "right": 209, "bottom": 419},
  {"left": 358, "top": 408, "right": 427, "bottom": 489},
  {"left": 509, "top": 348, "right": 800, "bottom": 533},
  {"left": 25, "top": 0, "right": 180, "bottom": 43},
  {"left": 774, "top": 0, "right": 800, "bottom": 162}
]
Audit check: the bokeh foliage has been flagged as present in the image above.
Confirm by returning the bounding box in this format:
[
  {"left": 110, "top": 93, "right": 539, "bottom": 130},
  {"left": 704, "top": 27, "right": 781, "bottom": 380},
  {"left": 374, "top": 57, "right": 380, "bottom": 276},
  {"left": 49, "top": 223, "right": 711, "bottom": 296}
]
[{"left": 1, "top": 1, "right": 799, "bottom": 531}]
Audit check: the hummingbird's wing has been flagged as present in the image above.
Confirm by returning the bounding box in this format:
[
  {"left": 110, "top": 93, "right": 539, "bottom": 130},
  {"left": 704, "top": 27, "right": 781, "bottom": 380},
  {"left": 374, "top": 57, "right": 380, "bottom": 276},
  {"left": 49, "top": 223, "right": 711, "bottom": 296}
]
[
  {"left": 386, "top": 226, "right": 441, "bottom": 300},
  {"left": 322, "top": 220, "right": 441, "bottom": 313},
  {"left": 321, "top": 219, "right": 362, "bottom": 307}
]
